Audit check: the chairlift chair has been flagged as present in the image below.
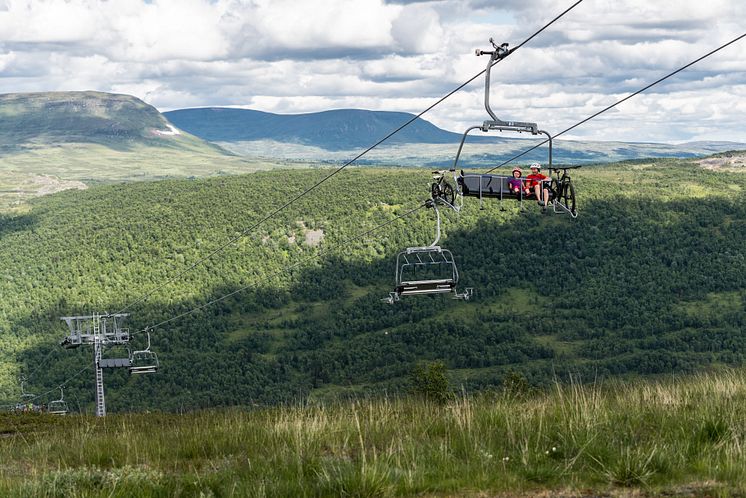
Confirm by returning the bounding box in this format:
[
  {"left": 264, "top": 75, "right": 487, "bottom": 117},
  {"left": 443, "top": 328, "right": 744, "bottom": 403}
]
[
  {"left": 430, "top": 38, "right": 578, "bottom": 218},
  {"left": 19, "top": 378, "right": 34, "bottom": 401},
  {"left": 47, "top": 387, "right": 69, "bottom": 415},
  {"left": 17, "top": 378, "right": 41, "bottom": 412},
  {"left": 384, "top": 200, "right": 472, "bottom": 304},
  {"left": 129, "top": 332, "right": 159, "bottom": 375}
]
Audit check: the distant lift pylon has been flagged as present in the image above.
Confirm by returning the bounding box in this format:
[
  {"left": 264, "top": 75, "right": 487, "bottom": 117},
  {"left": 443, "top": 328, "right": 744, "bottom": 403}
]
[{"left": 60, "top": 313, "right": 158, "bottom": 417}]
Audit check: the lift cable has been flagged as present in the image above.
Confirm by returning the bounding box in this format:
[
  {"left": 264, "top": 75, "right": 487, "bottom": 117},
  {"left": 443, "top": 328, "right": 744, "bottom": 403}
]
[
  {"left": 111, "top": 0, "right": 585, "bottom": 317},
  {"left": 23, "top": 346, "right": 59, "bottom": 382},
  {"left": 1, "top": 364, "right": 91, "bottom": 409},
  {"left": 484, "top": 32, "right": 746, "bottom": 174},
  {"left": 4, "top": 203, "right": 421, "bottom": 409},
  {"left": 130, "top": 203, "right": 427, "bottom": 336}
]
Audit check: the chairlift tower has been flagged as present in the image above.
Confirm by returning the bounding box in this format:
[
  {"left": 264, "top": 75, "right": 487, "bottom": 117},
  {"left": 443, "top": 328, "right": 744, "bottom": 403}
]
[{"left": 60, "top": 313, "right": 132, "bottom": 417}]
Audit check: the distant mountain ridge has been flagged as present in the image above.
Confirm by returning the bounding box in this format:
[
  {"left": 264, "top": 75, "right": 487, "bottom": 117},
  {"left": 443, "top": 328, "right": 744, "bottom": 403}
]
[
  {"left": 0, "top": 91, "right": 185, "bottom": 147},
  {"left": 0, "top": 92, "right": 266, "bottom": 207},
  {"left": 164, "top": 107, "right": 496, "bottom": 151},
  {"left": 165, "top": 107, "right": 746, "bottom": 163}
]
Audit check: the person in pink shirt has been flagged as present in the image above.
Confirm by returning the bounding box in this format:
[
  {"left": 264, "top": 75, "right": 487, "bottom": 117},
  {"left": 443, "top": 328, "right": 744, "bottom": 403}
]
[{"left": 507, "top": 167, "right": 523, "bottom": 195}]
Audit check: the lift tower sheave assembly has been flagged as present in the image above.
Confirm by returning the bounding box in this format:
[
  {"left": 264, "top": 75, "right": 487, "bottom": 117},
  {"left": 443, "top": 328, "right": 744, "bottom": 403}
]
[{"left": 60, "top": 313, "right": 132, "bottom": 417}]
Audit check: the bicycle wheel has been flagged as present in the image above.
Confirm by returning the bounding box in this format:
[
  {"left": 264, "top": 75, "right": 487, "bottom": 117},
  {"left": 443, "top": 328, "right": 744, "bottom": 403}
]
[
  {"left": 549, "top": 178, "right": 562, "bottom": 202},
  {"left": 442, "top": 181, "right": 455, "bottom": 206},
  {"left": 562, "top": 180, "right": 576, "bottom": 217},
  {"left": 432, "top": 180, "right": 455, "bottom": 206}
]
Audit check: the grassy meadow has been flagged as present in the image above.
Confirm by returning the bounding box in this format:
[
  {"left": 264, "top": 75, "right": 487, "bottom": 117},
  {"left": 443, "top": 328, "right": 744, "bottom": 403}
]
[
  {"left": 2, "top": 370, "right": 746, "bottom": 497},
  {"left": 0, "top": 142, "right": 316, "bottom": 212}
]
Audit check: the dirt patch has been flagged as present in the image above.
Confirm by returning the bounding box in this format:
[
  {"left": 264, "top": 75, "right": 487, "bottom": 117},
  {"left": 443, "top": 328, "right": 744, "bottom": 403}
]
[
  {"left": 304, "top": 229, "right": 324, "bottom": 247},
  {"left": 295, "top": 221, "right": 324, "bottom": 247},
  {"left": 32, "top": 174, "right": 87, "bottom": 196},
  {"left": 699, "top": 153, "right": 746, "bottom": 172},
  {"left": 458, "top": 480, "right": 728, "bottom": 498}
]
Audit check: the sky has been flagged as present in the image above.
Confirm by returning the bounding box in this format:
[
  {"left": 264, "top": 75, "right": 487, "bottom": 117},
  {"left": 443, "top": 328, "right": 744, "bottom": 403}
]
[{"left": 0, "top": 0, "right": 744, "bottom": 143}]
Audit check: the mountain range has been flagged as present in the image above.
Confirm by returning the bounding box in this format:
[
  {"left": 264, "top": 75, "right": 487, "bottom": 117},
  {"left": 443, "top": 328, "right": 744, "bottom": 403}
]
[
  {"left": 165, "top": 107, "right": 746, "bottom": 165},
  {"left": 2, "top": 89, "right": 745, "bottom": 211},
  {"left": 0, "top": 92, "right": 284, "bottom": 210},
  {"left": 164, "top": 107, "right": 483, "bottom": 150}
]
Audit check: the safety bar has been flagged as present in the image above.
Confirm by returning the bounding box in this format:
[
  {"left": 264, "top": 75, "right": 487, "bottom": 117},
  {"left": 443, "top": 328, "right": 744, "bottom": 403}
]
[{"left": 451, "top": 127, "right": 553, "bottom": 172}]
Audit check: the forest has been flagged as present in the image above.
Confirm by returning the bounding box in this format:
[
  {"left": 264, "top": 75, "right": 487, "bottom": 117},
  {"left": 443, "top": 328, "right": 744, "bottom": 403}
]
[{"left": 1, "top": 157, "right": 745, "bottom": 412}]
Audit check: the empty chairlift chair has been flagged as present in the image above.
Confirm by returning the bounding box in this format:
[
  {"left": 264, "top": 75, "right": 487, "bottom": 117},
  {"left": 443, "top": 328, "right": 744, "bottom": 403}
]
[
  {"left": 47, "top": 387, "right": 69, "bottom": 415},
  {"left": 384, "top": 200, "right": 472, "bottom": 304},
  {"left": 129, "top": 332, "right": 159, "bottom": 375},
  {"left": 394, "top": 246, "right": 460, "bottom": 296}
]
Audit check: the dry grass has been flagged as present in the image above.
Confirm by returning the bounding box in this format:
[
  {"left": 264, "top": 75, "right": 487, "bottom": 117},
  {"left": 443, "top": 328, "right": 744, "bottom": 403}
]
[{"left": 2, "top": 370, "right": 746, "bottom": 496}]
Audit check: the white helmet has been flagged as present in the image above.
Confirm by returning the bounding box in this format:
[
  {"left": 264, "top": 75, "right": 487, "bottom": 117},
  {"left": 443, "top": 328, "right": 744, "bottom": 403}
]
[{"left": 529, "top": 162, "right": 541, "bottom": 170}]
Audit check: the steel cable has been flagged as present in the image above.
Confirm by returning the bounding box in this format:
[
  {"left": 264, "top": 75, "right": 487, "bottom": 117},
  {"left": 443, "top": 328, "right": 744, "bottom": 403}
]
[
  {"left": 484, "top": 32, "right": 746, "bottom": 173},
  {"left": 112, "top": 0, "right": 585, "bottom": 316}
]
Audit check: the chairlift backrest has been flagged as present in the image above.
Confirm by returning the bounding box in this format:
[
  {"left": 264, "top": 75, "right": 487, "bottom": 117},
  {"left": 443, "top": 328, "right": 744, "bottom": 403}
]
[{"left": 396, "top": 247, "right": 459, "bottom": 287}]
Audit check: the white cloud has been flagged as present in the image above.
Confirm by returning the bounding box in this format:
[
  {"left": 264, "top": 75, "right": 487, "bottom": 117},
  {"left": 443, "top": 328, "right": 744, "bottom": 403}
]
[
  {"left": 391, "top": 3, "right": 444, "bottom": 53},
  {"left": 251, "top": 0, "right": 399, "bottom": 52},
  {"left": 0, "top": 0, "right": 744, "bottom": 143},
  {"left": 0, "top": 0, "right": 101, "bottom": 44}
]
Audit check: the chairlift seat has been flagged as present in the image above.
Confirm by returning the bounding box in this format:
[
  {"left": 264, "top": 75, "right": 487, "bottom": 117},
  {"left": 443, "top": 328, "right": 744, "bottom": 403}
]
[
  {"left": 129, "top": 350, "right": 158, "bottom": 375},
  {"left": 130, "top": 366, "right": 158, "bottom": 374},
  {"left": 400, "top": 278, "right": 454, "bottom": 286},
  {"left": 47, "top": 400, "right": 68, "bottom": 415},
  {"left": 396, "top": 280, "right": 456, "bottom": 296},
  {"left": 458, "top": 173, "right": 553, "bottom": 201}
]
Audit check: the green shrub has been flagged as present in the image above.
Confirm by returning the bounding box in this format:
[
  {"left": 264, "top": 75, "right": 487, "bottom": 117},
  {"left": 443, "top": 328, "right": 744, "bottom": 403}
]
[{"left": 410, "top": 361, "right": 450, "bottom": 403}]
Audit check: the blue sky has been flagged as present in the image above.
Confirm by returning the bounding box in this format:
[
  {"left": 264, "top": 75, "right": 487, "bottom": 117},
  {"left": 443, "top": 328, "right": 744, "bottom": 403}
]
[{"left": 0, "top": 0, "right": 744, "bottom": 143}]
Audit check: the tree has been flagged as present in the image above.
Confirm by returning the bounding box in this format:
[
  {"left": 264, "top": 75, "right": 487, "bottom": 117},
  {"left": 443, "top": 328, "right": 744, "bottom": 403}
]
[{"left": 410, "top": 360, "right": 450, "bottom": 403}]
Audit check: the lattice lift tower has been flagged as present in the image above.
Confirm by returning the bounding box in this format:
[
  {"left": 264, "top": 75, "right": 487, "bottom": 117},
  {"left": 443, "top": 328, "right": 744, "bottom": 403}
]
[{"left": 60, "top": 313, "right": 132, "bottom": 417}]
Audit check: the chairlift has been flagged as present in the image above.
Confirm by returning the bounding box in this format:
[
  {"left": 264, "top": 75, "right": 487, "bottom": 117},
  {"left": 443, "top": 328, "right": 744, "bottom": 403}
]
[
  {"left": 15, "top": 378, "right": 42, "bottom": 412},
  {"left": 384, "top": 200, "right": 472, "bottom": 304},
  {"left": 431, "top": 38, "right": 578, "bottom": 218},
  {"left": 19, "top": 378, "right": 35, "bottom": 401},
  {"left": 129, "top": 331, "right": 159, "bottom": 374},
  {"left": 47, "top": 387, "right": 69, "bottom": 415}
]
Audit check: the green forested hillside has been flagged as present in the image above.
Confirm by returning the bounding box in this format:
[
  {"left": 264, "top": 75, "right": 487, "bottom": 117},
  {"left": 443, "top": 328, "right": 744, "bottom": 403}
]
[{"left": 1, "top": 158, "right": 745, "bottom": 413}]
